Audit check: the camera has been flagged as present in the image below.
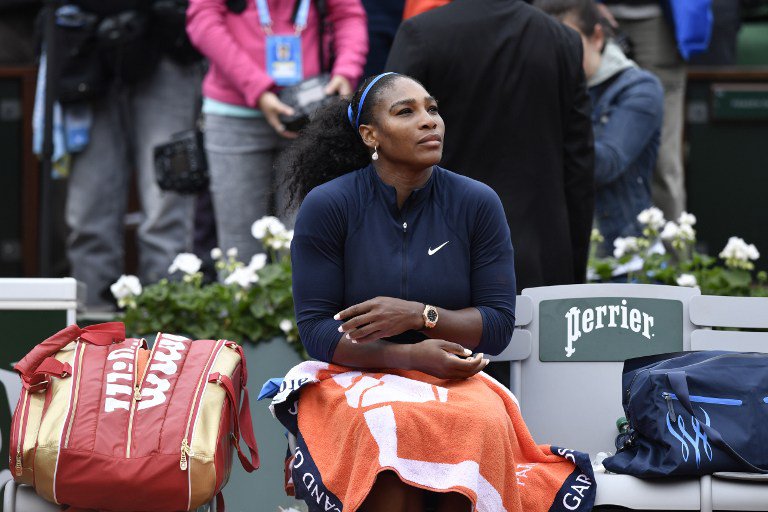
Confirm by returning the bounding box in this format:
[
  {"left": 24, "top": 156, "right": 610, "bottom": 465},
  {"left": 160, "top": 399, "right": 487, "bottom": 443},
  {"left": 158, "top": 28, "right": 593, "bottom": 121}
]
[
  {"left": 278, "top": 73, "right": 335, "bottom": 132},
  {"left": 154, "top": 129, "right": 209, "bottom": 194}
]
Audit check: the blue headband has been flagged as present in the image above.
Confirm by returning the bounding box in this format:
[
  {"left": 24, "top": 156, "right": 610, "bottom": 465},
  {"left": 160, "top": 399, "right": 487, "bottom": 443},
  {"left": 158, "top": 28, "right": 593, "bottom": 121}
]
[{"left": 347, "top": 72, "right": 396, "bottom": 130}]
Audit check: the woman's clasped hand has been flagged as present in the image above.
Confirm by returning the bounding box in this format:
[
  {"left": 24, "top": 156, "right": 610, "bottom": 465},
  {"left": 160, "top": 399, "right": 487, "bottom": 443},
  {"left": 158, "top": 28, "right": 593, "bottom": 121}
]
[
  {"left": 335, "top": 296, "right": 490, "bottom": 378},
  {"left": 408, "top": 339, "right": 489, "bottom": 380}
]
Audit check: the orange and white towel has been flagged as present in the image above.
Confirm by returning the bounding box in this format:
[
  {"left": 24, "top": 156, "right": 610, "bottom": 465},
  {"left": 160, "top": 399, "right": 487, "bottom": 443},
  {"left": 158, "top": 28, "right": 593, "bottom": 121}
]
[{"left": 270, "top": 362, "right": 596, "bottom": 512}]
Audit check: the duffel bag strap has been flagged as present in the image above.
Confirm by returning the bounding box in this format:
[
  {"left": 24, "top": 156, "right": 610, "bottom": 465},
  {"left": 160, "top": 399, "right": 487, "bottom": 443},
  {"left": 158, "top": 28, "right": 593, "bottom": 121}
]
[
  {"left": 667, "top": 371, "right": 768, "bottom": 474},
  {"left": 14, "top": 322, "right": 125, "bottom": 380},
  {"left": 25, "top": 357, "right": 73, "bottom": 392},
  {"left": 225, "top": 342, "right": 248, "bottom": 388},
  {"left": 209, "top": 373, "right": 260, "bottom": 472}
]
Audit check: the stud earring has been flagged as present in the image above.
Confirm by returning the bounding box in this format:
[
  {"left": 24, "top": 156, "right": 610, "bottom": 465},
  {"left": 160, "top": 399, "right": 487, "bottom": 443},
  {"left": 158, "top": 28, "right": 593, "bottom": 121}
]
[{"left": 372, "top": 145, "right": 379, "bottom": 161}]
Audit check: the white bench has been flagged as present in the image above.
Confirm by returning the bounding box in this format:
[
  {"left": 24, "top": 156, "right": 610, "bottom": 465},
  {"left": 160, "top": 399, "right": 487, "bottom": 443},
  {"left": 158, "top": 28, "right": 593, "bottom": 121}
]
[{"left": 490, "top": 284, "right": 768, "bottom": 511}]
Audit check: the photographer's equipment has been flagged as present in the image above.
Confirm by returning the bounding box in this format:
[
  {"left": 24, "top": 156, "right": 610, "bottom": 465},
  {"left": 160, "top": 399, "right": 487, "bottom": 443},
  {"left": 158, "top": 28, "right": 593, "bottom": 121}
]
[
  {"left": 278, "top": 73, "right": 334, "bottom": 131},
  {"left": 53, "top": 5, "right": 107, "bottom": 104},
  {"left": 151, "top": 0, "right": 203, "bottom": 65},
  {"left": 153, "top": 128, "right": 208, "bottom": 194},
  {"left": 154, "top": 85, "right": 208, "bottom": 194},
  {"left": 96, "top": 9, "right": 159, "bottom": 84}
]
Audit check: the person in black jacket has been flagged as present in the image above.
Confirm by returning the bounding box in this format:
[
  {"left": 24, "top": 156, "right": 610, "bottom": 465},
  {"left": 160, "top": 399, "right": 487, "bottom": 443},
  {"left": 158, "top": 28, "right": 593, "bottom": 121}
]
[{"left": 385, "top": 0, "right": 594, "bottom": 293}]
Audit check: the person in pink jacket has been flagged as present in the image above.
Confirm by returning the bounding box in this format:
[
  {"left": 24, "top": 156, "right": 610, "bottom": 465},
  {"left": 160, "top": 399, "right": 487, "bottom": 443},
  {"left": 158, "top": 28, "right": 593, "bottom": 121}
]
[{"left": 187, "top": 0, "right": 368, "bottom": 260}]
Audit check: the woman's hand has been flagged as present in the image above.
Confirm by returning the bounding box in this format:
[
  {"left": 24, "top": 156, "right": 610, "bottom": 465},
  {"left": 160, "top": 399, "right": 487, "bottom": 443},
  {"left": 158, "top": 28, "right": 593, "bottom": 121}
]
[
  {"left": 409, "top": 339, "right": 489, "bottom": 379},
  {"left": 324, "top": 75, "right": 352, "bottom": 96},
  {"left": 335, "top": 296, "right": 424, "bottom": 343},
  {"left": 258, "top": 91, "right": 298, "bottom": 138}
]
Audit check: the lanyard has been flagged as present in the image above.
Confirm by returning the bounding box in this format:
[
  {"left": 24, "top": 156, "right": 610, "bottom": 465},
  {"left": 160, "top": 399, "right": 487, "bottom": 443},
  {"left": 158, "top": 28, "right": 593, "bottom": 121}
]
[{"left": 255, "top": 0, "right": 312, "bottom": 34}]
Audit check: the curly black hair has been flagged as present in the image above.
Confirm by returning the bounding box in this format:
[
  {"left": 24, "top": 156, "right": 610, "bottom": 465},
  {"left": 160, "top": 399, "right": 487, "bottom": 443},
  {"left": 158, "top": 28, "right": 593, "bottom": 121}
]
[{"left": 278, "top": 73, "right": 406, "bottom": 208}]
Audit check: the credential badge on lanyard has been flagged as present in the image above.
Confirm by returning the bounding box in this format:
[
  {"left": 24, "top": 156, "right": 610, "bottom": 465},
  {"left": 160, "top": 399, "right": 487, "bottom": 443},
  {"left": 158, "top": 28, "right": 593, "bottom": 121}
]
[{"left": 256, "top": 0, "right": 311, "bottom": 86}]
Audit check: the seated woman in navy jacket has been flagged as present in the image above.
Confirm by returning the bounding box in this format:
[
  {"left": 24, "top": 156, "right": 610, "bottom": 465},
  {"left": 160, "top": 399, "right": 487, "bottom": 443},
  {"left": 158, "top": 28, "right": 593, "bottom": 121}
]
[{"left": 280, "top": 72, "right": 517, "bottom": 511}]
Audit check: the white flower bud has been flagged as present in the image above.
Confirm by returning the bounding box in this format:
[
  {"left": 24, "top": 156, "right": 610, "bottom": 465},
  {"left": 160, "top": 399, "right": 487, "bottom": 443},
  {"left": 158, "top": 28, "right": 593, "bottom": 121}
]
[
  {"left": 637, "top": 207, "right": 665, "bottom": 230},
  {"left": 248, "top": 253, "right": 268, "bottom": 271},
  {"left": 678, "top": 212, "right": 697, "bottom": 227},
  {"left": 224, "top": 266, "right": 259, "bottom": 289},
  {"left": 677, "top": 224, "right": 695, "bottom": 241},
  {"left": 251, "top": 216, "right": 286, "bottom": 240},
  {"left": 168, "top": 253, "right": 203, "bottom": 275},
  {"left": 110, "top": 275, "right": 142, "bottom": 300},
  {"left": 660, "top": 222, "right": 680, "bottom": 241},
  {"left": 676, "top": 274, "right": 698, "bottom": 287}
]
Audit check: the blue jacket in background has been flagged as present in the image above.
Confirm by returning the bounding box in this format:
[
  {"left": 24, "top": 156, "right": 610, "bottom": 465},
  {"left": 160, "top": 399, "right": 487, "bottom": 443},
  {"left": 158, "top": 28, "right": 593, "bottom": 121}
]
[{"left": 589, "top": 65, "right": 663, "bottom": 253}]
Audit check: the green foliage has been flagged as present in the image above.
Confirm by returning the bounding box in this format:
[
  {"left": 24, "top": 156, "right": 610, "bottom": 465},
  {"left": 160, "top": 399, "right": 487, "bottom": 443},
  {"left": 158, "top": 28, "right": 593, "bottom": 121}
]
[
  {"left": 589, "top": 209, "right": 768, "bottom": 297},
  {"left": 114, "top": 218, "right": 308, "bottom": 358}
]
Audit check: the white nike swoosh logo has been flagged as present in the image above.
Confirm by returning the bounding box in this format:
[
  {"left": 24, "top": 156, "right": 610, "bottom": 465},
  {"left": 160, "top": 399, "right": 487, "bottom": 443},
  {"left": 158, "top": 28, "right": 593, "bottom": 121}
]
[{"left": 428, "top": 241, "right": 450, "bottom": 256}]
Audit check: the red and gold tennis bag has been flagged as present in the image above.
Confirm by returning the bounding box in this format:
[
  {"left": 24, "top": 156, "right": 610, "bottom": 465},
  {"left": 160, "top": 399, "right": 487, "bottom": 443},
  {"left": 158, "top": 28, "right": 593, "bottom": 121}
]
[{"left": 8, "top": 322, "right": 258, "bottom": 511}]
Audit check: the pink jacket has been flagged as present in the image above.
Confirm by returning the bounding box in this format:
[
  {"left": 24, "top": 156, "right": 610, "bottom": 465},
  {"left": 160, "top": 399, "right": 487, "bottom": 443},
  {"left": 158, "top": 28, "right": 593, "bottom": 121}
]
[{"left": 187, "top": 0, "right": 368, "bottom": 108}]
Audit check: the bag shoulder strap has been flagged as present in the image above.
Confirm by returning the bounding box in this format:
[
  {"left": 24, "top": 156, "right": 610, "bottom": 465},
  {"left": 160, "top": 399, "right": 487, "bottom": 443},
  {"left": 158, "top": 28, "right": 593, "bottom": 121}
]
[{"left": 667, "top": 371, "right": 768, "bottom": 474}]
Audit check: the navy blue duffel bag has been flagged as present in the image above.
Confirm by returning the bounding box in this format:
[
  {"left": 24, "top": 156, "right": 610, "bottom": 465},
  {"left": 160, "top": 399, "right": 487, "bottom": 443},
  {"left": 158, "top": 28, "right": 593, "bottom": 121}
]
[{"left": 603, "top": 350, "right": 768, "bottom": 477}]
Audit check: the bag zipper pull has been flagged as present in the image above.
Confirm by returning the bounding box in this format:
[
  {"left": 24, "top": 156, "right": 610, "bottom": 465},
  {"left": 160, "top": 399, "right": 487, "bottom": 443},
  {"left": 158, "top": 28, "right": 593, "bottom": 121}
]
[
  {"left": 662, "top": 392, "right": 676, "bottom": 418},
  {"left": 15, "top": 452, "right": 22, "bottom": 476},
  {"left": 180, "top": 438, "right": 192, "bottom": 470}
]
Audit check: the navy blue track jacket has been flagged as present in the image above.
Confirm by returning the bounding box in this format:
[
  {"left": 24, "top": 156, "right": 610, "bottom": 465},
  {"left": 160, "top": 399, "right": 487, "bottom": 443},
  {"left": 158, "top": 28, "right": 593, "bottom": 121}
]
[{"left": 291, "top": 164, "right": 517, "bottom": 362}]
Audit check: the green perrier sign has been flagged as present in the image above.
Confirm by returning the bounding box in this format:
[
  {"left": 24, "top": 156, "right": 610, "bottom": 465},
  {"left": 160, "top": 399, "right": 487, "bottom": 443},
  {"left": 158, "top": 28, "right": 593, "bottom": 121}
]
[{"left": 539, "top": 297, "right": 683, "bottom": 362}]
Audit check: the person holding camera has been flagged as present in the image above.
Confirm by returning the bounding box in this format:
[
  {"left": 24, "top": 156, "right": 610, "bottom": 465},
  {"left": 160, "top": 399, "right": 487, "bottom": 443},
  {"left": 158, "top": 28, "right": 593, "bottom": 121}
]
[
  {"left": 61, "top": 0, "right": 204, "bottom": 309},
  {"left": 186, "top": 0, "right": 368, "bottom": 262}
]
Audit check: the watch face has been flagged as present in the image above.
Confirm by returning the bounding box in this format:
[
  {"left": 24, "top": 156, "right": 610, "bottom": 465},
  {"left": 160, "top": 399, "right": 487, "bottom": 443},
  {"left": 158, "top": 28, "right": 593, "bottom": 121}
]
[{"left": 427, "top": 309, "right": 438, "bottom": 322}]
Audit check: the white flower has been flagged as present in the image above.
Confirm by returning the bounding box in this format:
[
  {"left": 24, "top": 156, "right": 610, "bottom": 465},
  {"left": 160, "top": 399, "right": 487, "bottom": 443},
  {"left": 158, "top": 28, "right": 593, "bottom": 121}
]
[
  {"left": 678, "top": 211, "right": 697, "bottom": 227},
  {"left": 248, "top": 253, "right": 268, "bottom": 271},
  {"left": 251, "top": 216, "right": 286, "bottom": 240},
  {"left": 747, "top": 243, "right": 760, "bottom": 261},
  {"left": 719, "top": 237, "right": 759, "bottom": 262},
  {"left": 226, "top": 247, "right": 238, "bottom": 259},
  {"left": 210, "top": 247, "right": 223, "bottom": 260},
  {"left": 168, "top": 253, "right": 202, "bottom": 275},
  {"left": 110, "top": 275, "right": 142, "bottom": 300},
  {"left": 224, "top": 266, "right": 259, "bottom": 289},
  {"left": 660, "top": 222, "right": 680, "bottom": 241},
  {"left": 279, "top": 319, "right": 293, "bottom": 334},
  {"left": 637, "top": 207, "right": 665, "bottom": 231},
  {"left": 677, "top": 223, "right": 695, "bottom": 241},
  {"left": 613, "top": 236, "right": 639, "bottom": 258},
  {"left": 676, "top": 274, "right": 698, "bottom": 287}
]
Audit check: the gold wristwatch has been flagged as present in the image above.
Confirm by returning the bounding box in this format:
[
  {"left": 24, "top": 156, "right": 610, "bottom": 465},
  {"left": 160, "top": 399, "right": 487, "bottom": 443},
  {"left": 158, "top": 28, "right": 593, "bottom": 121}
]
[{"left": 422, "top": 304, "right": 439, "bottom": 329}]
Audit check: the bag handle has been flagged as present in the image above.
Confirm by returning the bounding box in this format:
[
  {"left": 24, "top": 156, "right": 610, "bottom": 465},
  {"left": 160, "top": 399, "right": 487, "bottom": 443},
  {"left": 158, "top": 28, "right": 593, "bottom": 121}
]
[
  {"left": 209, "top": 372, "right": 260, "bottom": 473},
  {"left": 666, "top": 371, "right": 768, "bottom": 474},
  {"left": 24, "top": 357, "right": 74, "bottom": 392},
  {"left": 14, "top": 322, "right": 125, "bottom": 381}
]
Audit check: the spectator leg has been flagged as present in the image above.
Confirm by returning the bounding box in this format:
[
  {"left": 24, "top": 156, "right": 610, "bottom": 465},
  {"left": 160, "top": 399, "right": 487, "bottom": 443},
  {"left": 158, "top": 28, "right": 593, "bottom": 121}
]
[
  {"left": 618, "top": 15, "right": 687, "bottom": 221},
  {"left": 204, "top": 114, "right": 281, "bottom": 263},
  {"left": 132, "top": 58, "right": 199, "bottom": 285},
  {"left": 66, "top": 90, "right": 130, "bottom": 309}
]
